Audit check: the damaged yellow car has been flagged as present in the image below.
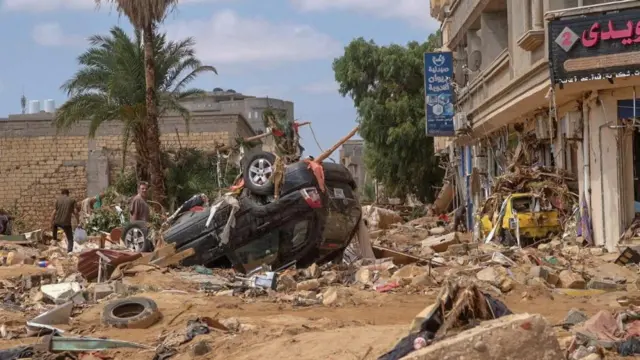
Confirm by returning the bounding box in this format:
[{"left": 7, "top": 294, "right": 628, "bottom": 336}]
[{"left": 479, "top": 193, "right": 562, "bottom": 245}]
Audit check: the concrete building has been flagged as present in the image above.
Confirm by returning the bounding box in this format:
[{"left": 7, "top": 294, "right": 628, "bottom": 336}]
[
  {"left": 430, "top": 0, "right": 640, "bottom": 251},
  {"left": 180, "top": 89, "right": 294, "bottom": 133},
  {"left": 339, "top": 139, "right": 367, "bottom": 191}
]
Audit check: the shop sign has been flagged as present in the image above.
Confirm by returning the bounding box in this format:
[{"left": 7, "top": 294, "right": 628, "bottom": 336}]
[
  {"left": 549, "top": 8, "right": 640, "bottom": 85},
  {"left": 424, "top": 52, "right": 455, "bottom": 136}
]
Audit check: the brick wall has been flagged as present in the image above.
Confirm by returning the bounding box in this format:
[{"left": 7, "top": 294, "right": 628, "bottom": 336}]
[{"left": 0, "top": 112, "right": 254, "bottom": 230}]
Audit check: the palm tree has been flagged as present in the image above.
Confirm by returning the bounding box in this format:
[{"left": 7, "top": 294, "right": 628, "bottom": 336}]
[
  {"left": 55, "top": 26, "right": 216, "bottom": 183},
  {"left": 94, "top": 0, "right": 180, "bottom": 203}
]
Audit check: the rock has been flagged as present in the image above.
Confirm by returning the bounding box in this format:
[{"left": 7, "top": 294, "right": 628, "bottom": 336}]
[
  {"left": 559, "top": 270, "right": 586, "bottom": 289},
  {"left": 320, "top": 271, "right": 339, "bottom": 285},
  {"left": 239, "top": 323, "right": 257, "bottom": 332},
  {"left": 220, "top": 317, "right": 240, "bottom": 332},
  {"left": 529, "top": 266, "right": 549, "bottom": 281},
  {"left": 190, "top": 340, "right": 211, "bottom": 357},
  {"left": 296, "top": 279, "right": 320, "bottom": 291},
  {"left": 473, "top": 341, "right": 487, "bottom": 352},
  {"left": 587, "top": 279, "right": 626, "bottom": 291},
  {"left": 546, "top": 272, "right": 560, "bottom": 286},
  {"left": 549, "top": 239, "right": 562, "bottom": 249},
  {"left": 558, "top": 336, "right": 574, "bottom": 349},
  {"left": 296, "top": 290, "right": 317, "bottom": 300},
  {"left": 422, "top": 232, "right": 459, "bottom": 253},
  {"left": 589, "top": 248, "right": 605, "bottom": 256},
  {"left": 562, "top": 245, "right": 581, "bottom": 258},
  {"left": 392, "top": 264, "right": 427, "bottom": 282},
  {"left": 305, "top": 263, "right": 320, "bottom": 278},
  {"left": 215, "top": 290, "right": 235, "bottom": 297},
  {"left": 321, "top": 287, "right": 350, "bottom": 306},
  {"left": 41, "top": 282, "right": 83, "bottom": 304},
  {"left": 476, "top": 266, "right": 514, "bottom": 292},
  {"left": 402, "top": 313, "right": 564, "bottom": 360},
  {"left": 537, "top": 243, "right": 552, "bottom": 252},
  {"left": 355, "top": 268, "right": 372, "bottom": 285},
  {"left": 93, "top": 283, "right": 114, "bottom": 301},
  {"left": 564, "top": 308, "right": 588, "bottom": 326},
  {"left": 277, "top": 274, "right": 297, "bottom": 291},
  {"left": 410, "top": 273, "right": 435, "bottom": 287},
  {"left": 581, "top": 354, "right": 601, "bottom": 360},
  {"left": 428, "top": 227, "right": 446, "bottom": 236}
]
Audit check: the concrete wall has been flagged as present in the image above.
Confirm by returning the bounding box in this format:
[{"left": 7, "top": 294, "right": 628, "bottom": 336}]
[
  {"left": 0, "top": 112, "right": 254, "bottom": 230},
  {"left": 339, "top": 140, "right": 367, "bottom": 191}
]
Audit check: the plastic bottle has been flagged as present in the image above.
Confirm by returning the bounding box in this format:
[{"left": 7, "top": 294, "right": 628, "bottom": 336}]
[{"left": 37, "top": 260, "right": 49, "bottom": 268}]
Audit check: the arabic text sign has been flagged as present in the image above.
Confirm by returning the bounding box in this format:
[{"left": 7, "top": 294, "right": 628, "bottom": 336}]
[
  {"left": 424, "top": 52, "right": 455, "bottom": 137},
  {"left": 549, "top": 7, "right": 640, "bottom": 84}
]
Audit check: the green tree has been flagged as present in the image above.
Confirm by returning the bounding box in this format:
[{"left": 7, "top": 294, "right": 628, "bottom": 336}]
[
  {"left": 95, "top": 0, "right": 180, "bottom": 204},
  {"left": 55, "top": 26, "right": 216, "bottom": 182},
  {"left": 333, "top": 34, "right": 444, "bottom": 202}
]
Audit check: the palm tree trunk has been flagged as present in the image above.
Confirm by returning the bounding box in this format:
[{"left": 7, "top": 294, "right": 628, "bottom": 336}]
[
  {"left": 134, "top": 125, "right": 151, "bottom": 182},
  {"left": 142, "top": 23, "right": 166, "bottom": 204}
]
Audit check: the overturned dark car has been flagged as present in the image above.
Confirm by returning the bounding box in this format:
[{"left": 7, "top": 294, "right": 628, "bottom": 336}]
[{"left": 123, "top": 151, "right": 362, "bottom": 273}]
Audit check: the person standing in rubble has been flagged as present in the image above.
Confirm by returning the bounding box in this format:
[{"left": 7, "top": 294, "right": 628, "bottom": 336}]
[
  {"left": 51, "top": 189, "right": 79, "bottom": 253},
  {"left": 78, "top": 192, "right": 106, "bottom": 227},
  {"left": 129, "top": 182, "right": 150, "bottom": 222},
  {"left": 453, "top": 205, "right": 467, "bottom": 232}
]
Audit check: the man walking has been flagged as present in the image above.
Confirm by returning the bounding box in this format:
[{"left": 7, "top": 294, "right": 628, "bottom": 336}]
[
  {"left": 130, "top": 182, "right": 150, "bottom": 222},
  {"left": 51, "top": 189, "right": 79, "bottom": 253}
]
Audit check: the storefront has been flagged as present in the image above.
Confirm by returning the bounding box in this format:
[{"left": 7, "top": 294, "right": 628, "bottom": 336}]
[{"left": 547, "top": 2, "right": 640, "bottom": 250}]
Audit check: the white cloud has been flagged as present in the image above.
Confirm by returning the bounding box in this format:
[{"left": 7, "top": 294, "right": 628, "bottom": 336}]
[
  {"left": 164, "top": 10, "right": 342, "bottom": 65},
  {"left": 290, "top": 0, "right": 439, "bottom": 28},
  {"left": 2, "top": 0, "right": 232, "bottom": 12},
  {"left": 300, "top": 80, "right": 338, "bottom": 94},
  {"left": 32, "top": 22, "right": 85, "bottom": 47}
]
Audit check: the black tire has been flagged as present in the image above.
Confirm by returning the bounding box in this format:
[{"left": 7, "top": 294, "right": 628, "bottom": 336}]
[
  {"left": 243, "top": 151, "right": 276, "bottom": 196},
  {"left": 101, "top": 297, "right": 161, "bottom": 329},
  {"left": 122, "top": 221, "right": 153, "bottom": 253}
]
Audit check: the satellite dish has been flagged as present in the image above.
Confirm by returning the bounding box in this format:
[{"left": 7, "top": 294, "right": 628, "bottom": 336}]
[{"left": 468, "top": 50, "right": 482, "bottom": 72}]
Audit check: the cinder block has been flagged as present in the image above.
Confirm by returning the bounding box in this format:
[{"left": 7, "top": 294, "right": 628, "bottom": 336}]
[{"left": 401, "top": 313, "right": 563, "bottom": 360}]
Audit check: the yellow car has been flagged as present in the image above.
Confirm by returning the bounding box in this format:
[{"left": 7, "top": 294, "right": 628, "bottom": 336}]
[{"left": 479, "top": 193, "right": 561, "bottom": 244}]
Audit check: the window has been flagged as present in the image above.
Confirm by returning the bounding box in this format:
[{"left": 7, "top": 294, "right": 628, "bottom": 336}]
[{"left": 234, "top": 231, "right": 280, "bottom": 273}]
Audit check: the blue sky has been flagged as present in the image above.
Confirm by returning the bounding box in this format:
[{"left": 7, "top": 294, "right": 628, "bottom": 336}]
[{"left": 0, "top": 0, "right": 439, "bottom": 156}]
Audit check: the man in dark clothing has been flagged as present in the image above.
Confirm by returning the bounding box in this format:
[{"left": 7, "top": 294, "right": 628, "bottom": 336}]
[
  {"left": 51, "top": 189, "right": 79, "bottom": 253},
  {"left": 0, "top": 210, "right": 13, "bottom": 235},
  {"left": 453, "top": 205, "right": 467, "bottom": 232},
  {"left": 130, "top": 182, "right": 150, "bottom": 222}
]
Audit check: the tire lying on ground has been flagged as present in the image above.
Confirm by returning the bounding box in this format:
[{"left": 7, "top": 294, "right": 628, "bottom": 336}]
[{"left": 101, "top": 297, "right": 161, "bottom": 329}]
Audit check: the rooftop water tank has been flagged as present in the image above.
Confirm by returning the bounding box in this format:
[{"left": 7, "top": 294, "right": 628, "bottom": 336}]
[
  {"left": 28, "top": 100, "right": 41, "bottom": 114},
  {"left": 44, "top": 99, "right": 55, "bottom": 113}
]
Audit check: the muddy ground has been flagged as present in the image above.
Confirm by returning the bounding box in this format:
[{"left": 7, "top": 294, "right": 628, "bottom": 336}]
[{"left": 0, "top": 267, "right": 634, "bottom": 360}]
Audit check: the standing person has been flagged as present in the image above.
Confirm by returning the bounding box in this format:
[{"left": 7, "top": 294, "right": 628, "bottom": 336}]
[
  {"left": 79, "top": 192, "right": 106, "bottom": 227},
  {"left": 51, "top": 189, "right": 79, "bottom": 253},
  {"left": 130, "top": 182, "right": 150, "bottom": 222}
]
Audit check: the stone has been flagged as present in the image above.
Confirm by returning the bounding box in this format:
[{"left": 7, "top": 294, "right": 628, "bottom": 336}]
[
  {"left": 190, "top": 340, "right": 211, "bottom": 357},
  {"left": 564, "top": 308, "right": 588, "bottom": 326},
  {"left": 93, "top": 283, "right": 115, "bottom": 301},
  {"left": 546, "top": 272, "right": 560, "bottom": 286},
  {"left": 529, "top": 266, "right": 549, "bottom": 281},
  {"left": 586, "top": 279, "right": 626, "bottom": 291},
  {"left": 355, "top": 268, "right": 372, "bottom": 285},
  {"left": 581, "top": 354, "right": 601, "bottom": 360},
  {"left": 589, "top": 248, "right": 605, "bottom": 256},
  {"left": 537, "top": 243, "right": 552, "bottom": 252},
  {"left": 220, "top": 317, "right": 241, "bottom": 332},
  {"left": 422, "top": 232, "right": 459, "bottom": 253},
  {"left": 559, "top": 270, "right": 586, "bottom": 289},
  {"left": 296, "top": 290, "right": 317, "bottom": 300},
  {"left": 215, "top": 290, "right": 235, "bottom": 297},
  {"left": 428, "top": 227, "right": 447, "bottom": 236},
  {"left": 392, "top": 264, "right": 427, "bottom": 281},
  {"left": 410, "top": 273, "right": 435, "bottom": 287},
  {"left": 305, "top": 263, "right": 320, "bottom": 278},
  {"left": 276, "top": 274, "right": 297, "bottom": 291},
  {"left": 402, "top": 313, "right": 564, "bottom": 360},
  {"left": 320, "top": 271, "right": 339, "bottom": 285},
  {"left": 447, "top": 244, "right": 467, "bottom": 256},
  {"left": 477, "top": 266, "right": 514, "bottom": 292},
  {"left": 549, "top": 239, "right": 562, "bottom": 249},
  {"left": 321, "top": 287, "right": 349, "bottom": 306},
  {"left": 562, "top": 245, "right": 581, "bottom": 258},
  {"left": 296, "top": 279, "right": 320, "bottom": 291}
]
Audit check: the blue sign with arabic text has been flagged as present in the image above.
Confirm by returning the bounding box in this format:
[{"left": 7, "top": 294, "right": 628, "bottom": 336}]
[{"left": 424, "top": 52, "right": 455, "bottom": 136}]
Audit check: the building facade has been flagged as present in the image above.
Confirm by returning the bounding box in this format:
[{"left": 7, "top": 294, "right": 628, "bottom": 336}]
[
  {"left": 430, "top": 0, "right": 640, "bottom": 251},
  {"left": 339, "top": 139, "right": 367, "bottom": 191}
]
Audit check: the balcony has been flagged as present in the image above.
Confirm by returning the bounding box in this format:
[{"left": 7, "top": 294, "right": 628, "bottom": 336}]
[{"left": 445, "top": 0, "right": 491, "bottom": 49}]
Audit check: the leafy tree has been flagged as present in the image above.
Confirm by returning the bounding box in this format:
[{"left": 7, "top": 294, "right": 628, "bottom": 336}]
[
  {"left": 333, "top": 34, "right": 444, "bottom": 202},
  {"left": 94, "top": 0, "right": 181, "bottom": 204},
  {"left": 55, "top": 26, "right": 216, "bottom": 184}
]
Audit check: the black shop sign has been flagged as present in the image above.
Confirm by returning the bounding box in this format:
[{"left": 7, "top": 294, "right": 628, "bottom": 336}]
[{"left": 548, "top": 7, "right": 640, "bottom": 85}]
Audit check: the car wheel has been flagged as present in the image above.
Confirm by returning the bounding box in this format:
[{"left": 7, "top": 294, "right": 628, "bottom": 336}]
[
  {"left": 243, "top": 151, "right": 276, "bottom": 196},
  {"left": 123, "top": 221, "right": 152, "bottom": 253},
  {"left": 101, "top": 297, "right": 160, "bottom": 329}
]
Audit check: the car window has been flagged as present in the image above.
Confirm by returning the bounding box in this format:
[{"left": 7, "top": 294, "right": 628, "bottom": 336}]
[{"left": 235, "top": 231, "right": 280, "bottom": 273}]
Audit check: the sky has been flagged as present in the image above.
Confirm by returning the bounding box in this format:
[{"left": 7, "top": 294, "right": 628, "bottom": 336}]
[{"left": 0, "top": 0, "right": 439, "bottom": 157}]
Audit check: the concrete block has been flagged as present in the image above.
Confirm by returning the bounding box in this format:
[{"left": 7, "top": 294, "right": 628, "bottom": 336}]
[
  {"left": 93, "top": 283, "right": 114, "bottom": 301},
  {"left": 587, "top": 279, "right": 626, "bottom": 291},
  {"left": 558, "top": 270, "right": 586, "bottom": 289},
  {"left": 422, "top": 232, "right": 459, "bottom": 253},
  {"left": 529, "top": 266, "right": 549, "bottom": 281},
  {"left": 401, "top": 313, "right": 564, "bottom": 360},
  {"left": 563, "top": 308, "right": 588, "bottom": 326}
]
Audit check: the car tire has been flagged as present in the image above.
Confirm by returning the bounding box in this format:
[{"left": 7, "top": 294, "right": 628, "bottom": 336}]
[
  {"left": 243, "top": 151, "right": 276, "bottom": 196},
  {"left": 101, "top": 297, "right": 161, "bottom": 329},
  {"left": 122, "top": 221, "right": 153, "bottom": 253}
]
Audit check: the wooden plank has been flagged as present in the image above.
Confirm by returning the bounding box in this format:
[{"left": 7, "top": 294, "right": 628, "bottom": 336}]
[
  {"left": 150, "top": 248, "right": 195, "bottom": 267},
  {"left": 130, "top": 244, "right": 176, "bottom": 266}
]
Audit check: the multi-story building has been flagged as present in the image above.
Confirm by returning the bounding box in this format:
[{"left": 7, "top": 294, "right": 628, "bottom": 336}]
[
  {"left": 430, "top": 0, "right": 640, "bottom": 251},
  {"left": 180, "top": 89, "right": 294, "bottom": 133},
  {"left": 339, "top": 139, "right": 367, "bottom": 191}
]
